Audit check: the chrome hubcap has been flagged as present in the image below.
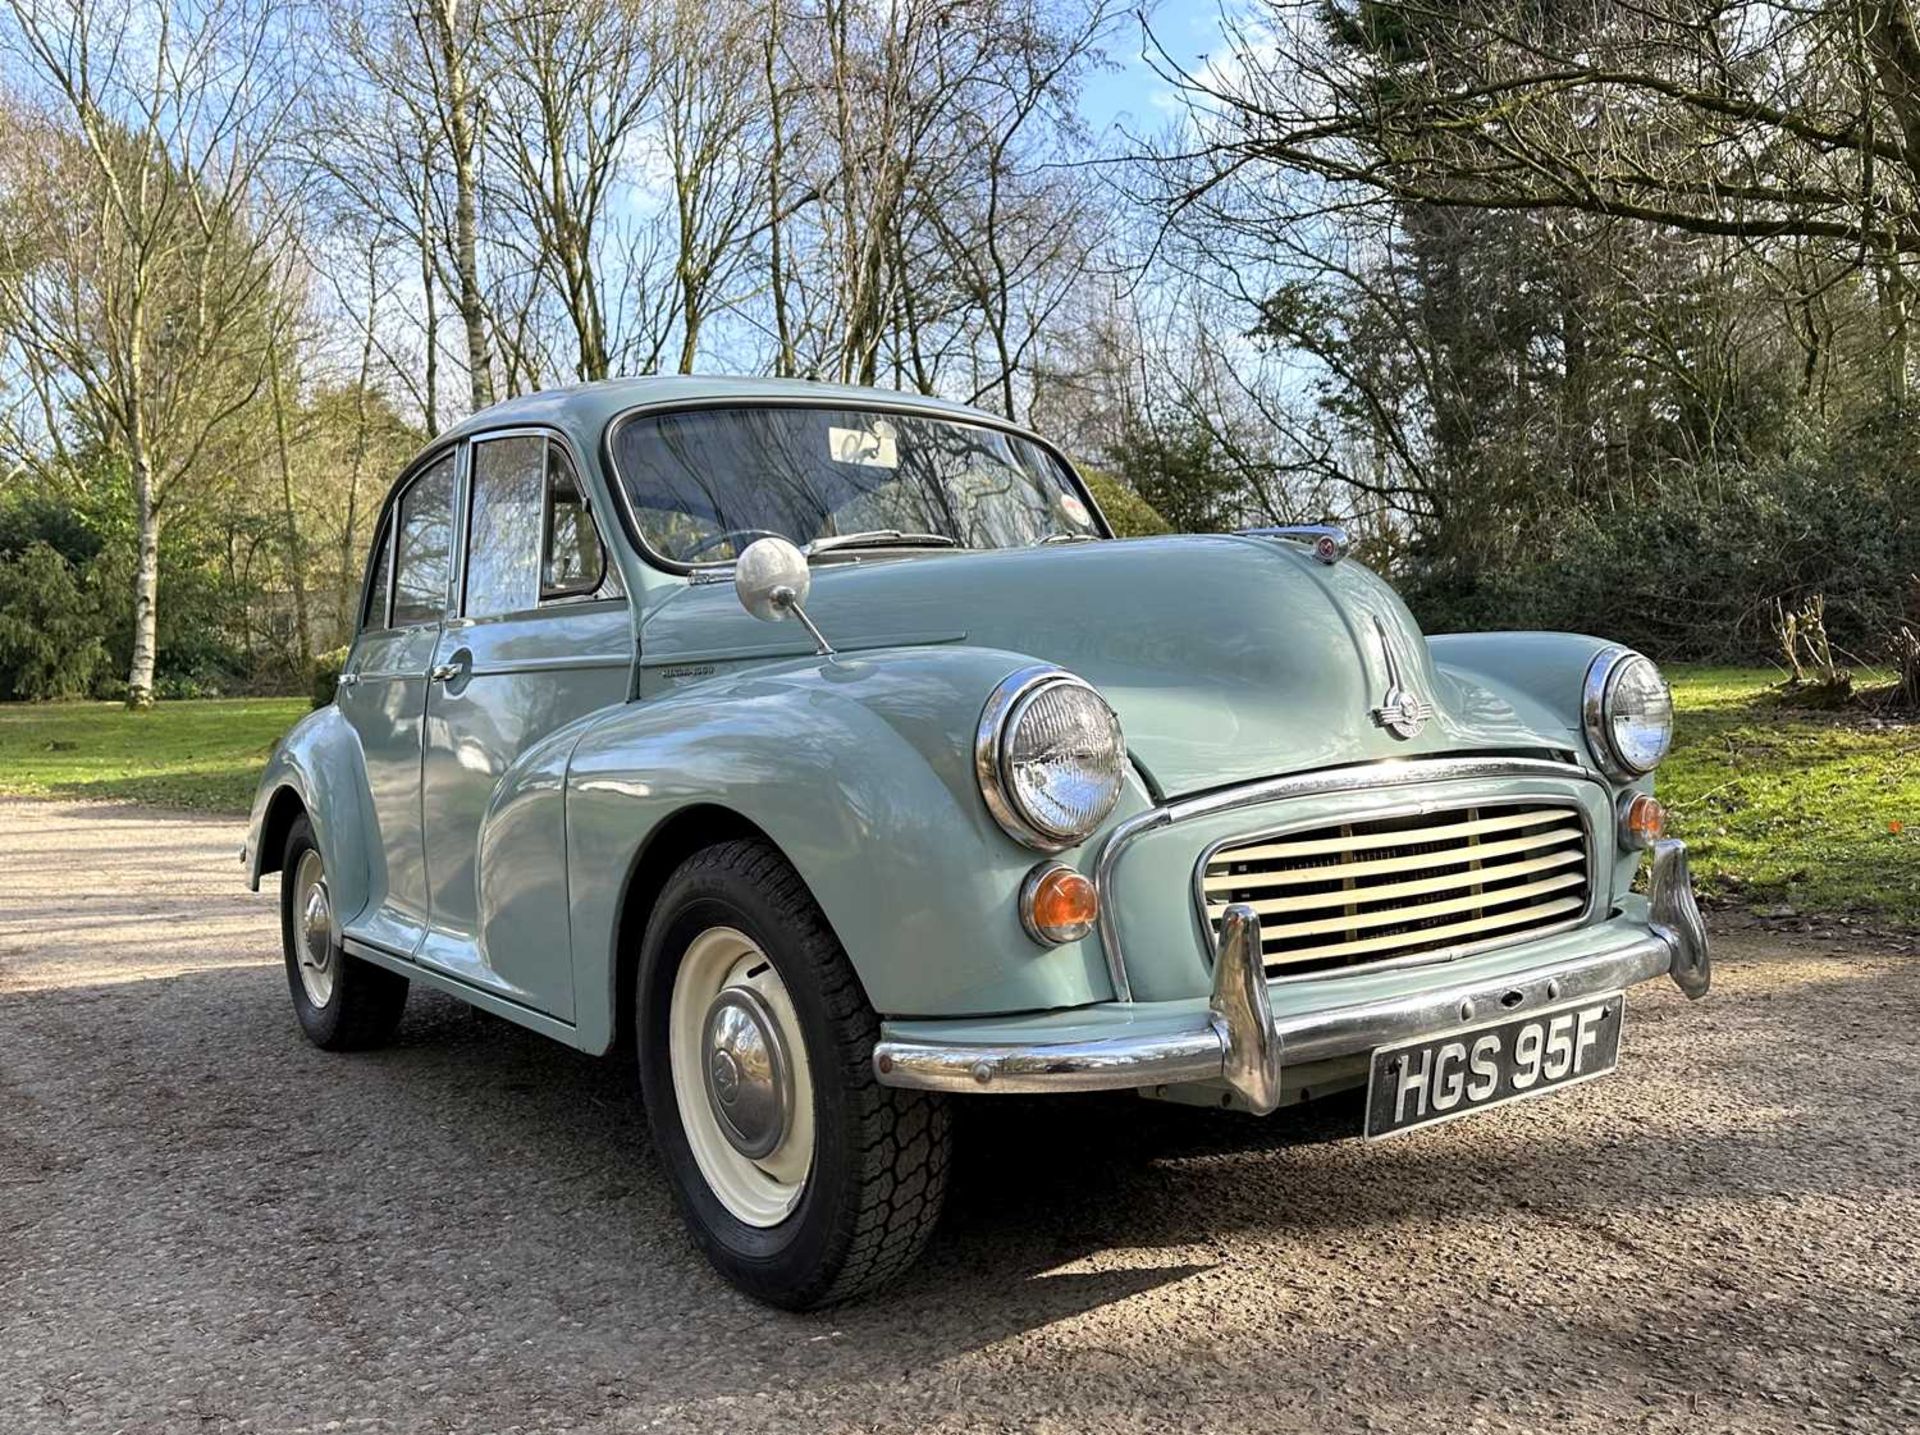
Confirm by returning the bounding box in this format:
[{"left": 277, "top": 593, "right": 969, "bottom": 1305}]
[
  {"left": 292, "top": 848, "right": 336, "bottom": 1008},
  {"left": 701, "top": 988, "right": 792, "bottom": 1160}
]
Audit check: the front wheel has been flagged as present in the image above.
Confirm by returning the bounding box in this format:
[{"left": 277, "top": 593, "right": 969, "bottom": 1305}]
[{"left": 636, "top": 840, "right": 951, "bottom": 1309}]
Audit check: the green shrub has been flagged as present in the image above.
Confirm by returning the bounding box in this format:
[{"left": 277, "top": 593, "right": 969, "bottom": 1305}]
[
  {"left": 1399, "top": 439, "right": 1920, "bottom": 663},
  {"left": 0, "top": 492, "right": 263, "bottom": 698},
  {"left": 0, "top": 542, "right": 110, "bottom": 699},
  {"left": 1081, "top": 465, "right": 1174, "bottom": 538},
  {"left": 311, "top": 645, "right": 350, "bottom": 708}
]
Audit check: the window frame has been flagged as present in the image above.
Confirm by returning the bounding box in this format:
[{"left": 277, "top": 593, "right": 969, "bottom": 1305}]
[
  {"left": 356, "top": 440, "right": 463, "bottom": 637},
  {"left": 389, "top": 448, "right": 462, "bottom": 630},
  {"left": 359, "top": 510, "right": 396, "bottom": 634},
  {"left": 598, "top": 395, "right": 1115, "bottom": 578},
  {"left": 458, "top": 425, "right": 612, "bottom": 621}
]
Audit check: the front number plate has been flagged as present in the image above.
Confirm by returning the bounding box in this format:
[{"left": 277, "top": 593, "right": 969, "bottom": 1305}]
[{"left": 1363, "top": 994, "right": 1624, "bottom": 1139}]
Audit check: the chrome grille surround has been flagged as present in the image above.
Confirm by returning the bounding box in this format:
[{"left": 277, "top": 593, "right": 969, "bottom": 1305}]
[
  {"left": 1092, "top": 756, "right": 1606, "bottom": 1004},
  {"left": 1194, "top": 798, "right": 1596, "bottom": 982}
]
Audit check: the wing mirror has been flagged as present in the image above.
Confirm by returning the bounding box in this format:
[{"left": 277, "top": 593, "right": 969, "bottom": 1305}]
[{"left": 734, "top": 536, "right": 834, "bottom": 655}]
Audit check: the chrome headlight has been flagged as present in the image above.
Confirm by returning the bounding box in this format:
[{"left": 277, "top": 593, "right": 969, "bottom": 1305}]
[
  {"left": 976, "top": 667, "right": 1126, "bottom": 851},
  {"left": 1583, "top": 649, "right": 1673, "bottom": 778}
]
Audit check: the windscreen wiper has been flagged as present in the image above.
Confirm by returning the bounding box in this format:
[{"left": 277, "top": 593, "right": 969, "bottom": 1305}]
[{"left": 803, "top": 530, "right": 957, "bottom": 555}]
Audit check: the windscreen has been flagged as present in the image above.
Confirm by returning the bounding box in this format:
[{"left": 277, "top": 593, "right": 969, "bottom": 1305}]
[{"left": 610, "top": 405, "right": 1101, "bottom": 564}]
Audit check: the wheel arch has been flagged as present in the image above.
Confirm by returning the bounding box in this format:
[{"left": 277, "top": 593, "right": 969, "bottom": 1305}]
[
  {"left": 243, "top": 705, "right": 375, "bottom": 922},
  {"left": 561, "top": 649, "right": 1123, "bottom": 1055},
  {"left": 255, "top": 784, "right": 310, "bottom": 881},
  {"left": 608, "top": 802, "right": 789, "bottom": 1058}
]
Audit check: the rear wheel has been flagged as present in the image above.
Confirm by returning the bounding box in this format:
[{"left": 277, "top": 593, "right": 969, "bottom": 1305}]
[
  {"left": 637, "top": 839, "right": 951, "bottom": 1309},
  {"left": 280, "top": 815, "right": 408, "bottom": 1051}
]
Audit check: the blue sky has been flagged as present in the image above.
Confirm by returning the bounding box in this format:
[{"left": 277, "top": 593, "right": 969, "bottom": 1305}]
[{"left": 1077, "top": 5, "right": 1239, "bottom": 142}]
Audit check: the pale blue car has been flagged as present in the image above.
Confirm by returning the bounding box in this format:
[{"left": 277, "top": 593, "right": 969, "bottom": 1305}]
[{"left": 246, "top": 376, "right": 1709, "bottom": 1307}]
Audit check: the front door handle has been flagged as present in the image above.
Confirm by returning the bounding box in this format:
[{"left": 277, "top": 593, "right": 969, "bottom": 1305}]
[{"left": 430, "top": 649, "right": 472, "bottom": 684}]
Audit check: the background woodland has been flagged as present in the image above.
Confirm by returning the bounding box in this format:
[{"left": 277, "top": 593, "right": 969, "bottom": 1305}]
[{"left": 2, "top": 0, "right": 1917, "bottom": 702}]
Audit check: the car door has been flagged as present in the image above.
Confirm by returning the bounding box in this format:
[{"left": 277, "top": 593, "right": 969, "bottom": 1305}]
[
  {"left": 336, "top": 449, "right": 457, "bottom": 955},
  {"left": 418, "top": 429, "right": 632, "bottom": 1017}
]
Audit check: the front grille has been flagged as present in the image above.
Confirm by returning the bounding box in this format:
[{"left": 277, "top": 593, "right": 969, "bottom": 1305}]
[{"left": 1200, "top": 803, "right": 1592, "bottom": 978}]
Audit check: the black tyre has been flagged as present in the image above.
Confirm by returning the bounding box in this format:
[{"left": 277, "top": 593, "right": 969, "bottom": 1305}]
[
  {"left": 280, "top": 815, "right": 409, "bottom": 1051},
  {"left": 636, "top": 839, "right": 951, "bottom": 1309}
]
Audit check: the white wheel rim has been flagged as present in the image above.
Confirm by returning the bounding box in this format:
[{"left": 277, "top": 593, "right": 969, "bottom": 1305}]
[
  {"left": 291, "top": 848, "right": 336, "bottom": 1009},
  {"left": 668, "top": 927, "right": 815, "bottom": 1228}
]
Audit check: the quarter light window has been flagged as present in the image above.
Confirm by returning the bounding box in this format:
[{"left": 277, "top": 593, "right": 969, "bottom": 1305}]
[{"left": 543, "top": 443, "right": 611, "bottom": 599}]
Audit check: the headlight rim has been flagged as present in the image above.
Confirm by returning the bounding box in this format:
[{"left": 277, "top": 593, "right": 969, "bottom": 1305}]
[
  {"left": 975, "top": 665, "right": 1124, "bottom": 852},
  {"left": 1582, "top": 647, "right": 1672, "bottom": 779}
]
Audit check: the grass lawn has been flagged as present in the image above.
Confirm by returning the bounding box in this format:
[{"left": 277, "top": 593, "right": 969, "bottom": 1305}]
[
  {"left": 0, "top": 668, "right": 1913, "bottom": 922},
  {"left": 0, "top": 697, "right": 308, "bottom": 813},
  {"left": 1663, "top": 666, "right": 1919, "bottom": 923}
]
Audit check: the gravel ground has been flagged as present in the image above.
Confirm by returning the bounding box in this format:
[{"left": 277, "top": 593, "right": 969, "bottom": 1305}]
[{"left": 2, "top": 796, "right": 1916, "bottom": 1435}]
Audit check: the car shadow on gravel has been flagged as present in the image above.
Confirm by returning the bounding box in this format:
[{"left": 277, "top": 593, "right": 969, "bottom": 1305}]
[
  {"left": 7, "top": 953, "right": 1904, "bottom": 1384},
  {"left": 5, "top": 964, "right": 1362, "bottom": 1357}
]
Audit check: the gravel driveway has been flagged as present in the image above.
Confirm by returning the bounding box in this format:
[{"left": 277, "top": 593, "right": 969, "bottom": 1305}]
[{"left": 2, "top": 796, "right": 1916, "bottom": 1434}]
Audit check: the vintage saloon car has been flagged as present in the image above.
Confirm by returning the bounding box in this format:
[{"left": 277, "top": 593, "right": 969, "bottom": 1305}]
[{"left": 245, "top": 375, "right": 1709, "bottom": 1308}]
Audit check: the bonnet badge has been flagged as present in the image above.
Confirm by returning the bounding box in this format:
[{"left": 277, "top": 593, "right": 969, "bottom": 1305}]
[{"left": 1369, "top": 616, "right": 1433, "bottom": 740}]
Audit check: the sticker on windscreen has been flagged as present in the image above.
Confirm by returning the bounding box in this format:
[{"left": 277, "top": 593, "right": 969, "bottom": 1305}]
[
  {"left": 1058, "top": 491, "right": 1092, "bottom": 529},
  {"left": 829, "top": 422, "right": 898, "bottom": 469}
]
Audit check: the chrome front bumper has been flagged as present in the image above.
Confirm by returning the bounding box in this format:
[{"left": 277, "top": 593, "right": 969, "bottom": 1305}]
[{"left": 872, "top": 838, "right": 1710, "bottom": 1115}]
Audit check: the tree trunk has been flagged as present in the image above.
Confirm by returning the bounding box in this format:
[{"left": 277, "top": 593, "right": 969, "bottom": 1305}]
[
  {"left": 268, "top": 331, "right": 312, "bottom": 671},
  {"left": 125, "top": 263, "right": 159, "bottom": 710},
  {"left": 677, "top": 304, "right": 701, "bottom": 375},
  {"left": 127, "top": 455, "right": 160, "bottom": 709},
  {"left": 431, "top": 0, "right": 494, "bottom": 411},
  {"left": 451, "top": 112, "right": 492, "bottom": 410},
  {"left": 573, "top": 247, "right": 609, "bottom": 379},
  {"left": 764, "top": 0, "right": 794, "bottom": 377},
  {"left": 1865, "top": 0, "right": 1920, "bottom": 196},
  {"left": 418, "top": 179, "right": 442, "bottom": 435},
  {"left": 340, "top": 252, "right": 379, "bottom": 638}
]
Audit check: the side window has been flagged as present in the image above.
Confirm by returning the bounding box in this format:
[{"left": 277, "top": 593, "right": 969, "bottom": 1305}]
[
  {"left": 543, "top": 443, "right": 616, "bottom": 600},
  {"left": 392, "top": 453, "right": 455, "bottom": 626},
  {"left": 465, "top": 435, "right": 545, "bottom": 617},
  {"left": 360, "top": 514, "right": 394, "bottom": 632}
]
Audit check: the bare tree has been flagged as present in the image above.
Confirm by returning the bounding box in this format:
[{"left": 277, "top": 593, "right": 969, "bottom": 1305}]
[
  {"left": 489, "top": 0, "right": 657, "bottom": 381},
  {"left": 929, "top": 0, "right": 1122, "bottom": 417},
  {"left": 654, "top": 0, "right": 770, "bottom": 373},
  {"left": 414, "top": 0, "right": 495, "bottom": 408},
  {"left": 308, "top": 0, "right": 463, "bottom": 430},
  {"left": 0, "top": 0, "right": 297, "bottom": 705},
  {"left": 1155, "top": 0, "right": 1920, "bottom": 256}
]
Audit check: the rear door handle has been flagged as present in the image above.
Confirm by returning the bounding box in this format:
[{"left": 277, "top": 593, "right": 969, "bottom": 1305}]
[{"left": 430, "top": 662, "right": 459, "bottom": 682}]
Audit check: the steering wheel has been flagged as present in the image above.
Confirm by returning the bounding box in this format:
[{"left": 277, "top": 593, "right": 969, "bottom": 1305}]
[{"left": 681, "top": 527, "right": 787, "bottom": 561}]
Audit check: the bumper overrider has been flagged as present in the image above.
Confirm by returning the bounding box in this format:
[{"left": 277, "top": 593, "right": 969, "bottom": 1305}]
[{"left": 872, "top": 839, "right": 1709, "bottom": 1115}]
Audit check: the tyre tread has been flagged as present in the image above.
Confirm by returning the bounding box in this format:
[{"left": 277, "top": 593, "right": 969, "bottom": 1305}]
[
  {"left": 281, "top": 816, "right": 408, "bottom": 1052},
  {"left": 664, "top": 839, "right": 951, "bottom": 1307}
]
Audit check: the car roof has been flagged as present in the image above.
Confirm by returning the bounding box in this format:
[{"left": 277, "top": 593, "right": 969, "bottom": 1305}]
[{"left": 439, "top": 374, "right": 1006, "bottom": 446}]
